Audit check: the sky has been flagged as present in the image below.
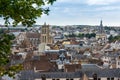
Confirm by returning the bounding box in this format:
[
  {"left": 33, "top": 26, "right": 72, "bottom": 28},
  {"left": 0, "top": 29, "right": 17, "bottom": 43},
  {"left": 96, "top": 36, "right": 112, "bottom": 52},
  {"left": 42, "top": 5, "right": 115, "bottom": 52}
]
[
  {"left": 37, "top": 0, "right": 120, "bottom": 26},
  {"left": 1, "top": 0, "right": 120, "bottom": 26}
]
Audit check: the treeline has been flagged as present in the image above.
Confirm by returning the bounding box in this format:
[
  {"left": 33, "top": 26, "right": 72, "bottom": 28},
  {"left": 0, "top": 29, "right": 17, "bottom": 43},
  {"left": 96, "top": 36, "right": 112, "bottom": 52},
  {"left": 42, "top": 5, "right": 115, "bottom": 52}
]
[
  {"left": 66, "top": 33, "right": 96, "bottom": 39},
  {"left": 108, "top": 35, "right": 120, "bottom": 42}
]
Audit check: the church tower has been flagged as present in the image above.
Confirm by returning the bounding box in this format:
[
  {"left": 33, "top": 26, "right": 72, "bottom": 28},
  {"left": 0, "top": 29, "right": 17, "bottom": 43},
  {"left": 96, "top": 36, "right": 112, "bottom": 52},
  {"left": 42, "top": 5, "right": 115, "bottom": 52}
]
[
  {"left": 40, "top": 23, "right": 53, "bottom": 44},
  {"left": 98, "top": 20, "right": 104, "bottom": 34},
  {"left": 96, "top": 20, "right": 107, "bottom": 45}
]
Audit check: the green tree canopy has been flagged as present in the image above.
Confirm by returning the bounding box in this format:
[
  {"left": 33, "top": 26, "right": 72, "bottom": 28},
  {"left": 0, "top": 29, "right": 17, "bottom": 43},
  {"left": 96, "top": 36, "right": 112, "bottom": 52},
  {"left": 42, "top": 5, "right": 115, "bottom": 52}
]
[
  {"left": 108, "top": 35, "right": 114, "bottom": 42},
  {"left": 0, "top": 0, "right": 56, "bottom": 27},
  {"left": 108, "top": 35, "right": 120, "bottom": 42}
]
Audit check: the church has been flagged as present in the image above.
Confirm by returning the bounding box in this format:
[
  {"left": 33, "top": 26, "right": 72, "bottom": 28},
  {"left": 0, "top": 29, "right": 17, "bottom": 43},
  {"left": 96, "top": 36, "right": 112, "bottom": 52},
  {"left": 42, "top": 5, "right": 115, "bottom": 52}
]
[
  {"left": 40, "top": 22, "right": 53, "bottom": 44},
  {"left": 96, "top": 20, "right": 107, "bottom": 45},
  {"left": 38, "top": 23, "right": 53, "bottom": 54}
]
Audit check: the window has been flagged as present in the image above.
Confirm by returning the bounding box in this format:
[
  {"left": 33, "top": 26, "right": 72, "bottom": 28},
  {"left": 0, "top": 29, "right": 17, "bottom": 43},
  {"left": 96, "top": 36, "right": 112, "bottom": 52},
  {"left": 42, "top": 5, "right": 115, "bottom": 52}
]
[
  {"left": 66, "top": 78, "right": 73, "bottom": 80},
  {"left": 41, "top": 74, "right": 46, "bottom": 80},
  {"left": 107, "top": 78, "right": 110, "bottom": 80},
  {"left": 93, "top": 73, "right": 97, "bottom": 80},
  {"left": 98, "top": 78, "right": 101, "bottom": 80},
  {"left": 111, "top": 78, "right": 114, "bottom": 80}
]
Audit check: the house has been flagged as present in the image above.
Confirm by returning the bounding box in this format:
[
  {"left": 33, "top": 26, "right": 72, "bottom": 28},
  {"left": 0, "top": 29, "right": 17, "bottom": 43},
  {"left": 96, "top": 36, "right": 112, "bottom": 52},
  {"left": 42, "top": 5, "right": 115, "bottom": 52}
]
[
  {"left": 19, "top": 71, "right": 82, "bottom": 80},
  {"left": 81, "top": 69, "right": 120, "bottom": 80},
  {"left": 53, "top": 34, "right": 64, "bottom": 43},
  {"left": 83, "top": 51, "right": 91, "bottom": 57},
  {"left": 23, "top": 55, "right": 58, "bottom": 72},
  {"left": 110, "top": 41, "right": 120, "bottom": 50},
  {"left": 116, "top": 56, "right": 120, "bottom": 68},
  {"left": 101, "top": 54, "right": 113, "bottom": 68},
  {"left": 101, "top": 53, "right": 120, "bottom": 68},
  {"left": 18, "top": 68, "right": 120, "bottom": 80}
]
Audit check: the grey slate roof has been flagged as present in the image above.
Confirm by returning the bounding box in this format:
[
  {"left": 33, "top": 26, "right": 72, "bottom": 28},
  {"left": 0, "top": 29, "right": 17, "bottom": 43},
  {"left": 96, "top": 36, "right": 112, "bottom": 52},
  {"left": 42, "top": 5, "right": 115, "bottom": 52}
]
[
  {"left": 81, "top": 64, "right": 101, "bottom": 71},
  {"left": 19, "top": 69, "right": 120, "bottom": 80},
  {"left": 20, "top": 70, "right": 83, "bottom": 80},
  {"left": 83, "top": 69, "right": 120, "bottom": 77}
]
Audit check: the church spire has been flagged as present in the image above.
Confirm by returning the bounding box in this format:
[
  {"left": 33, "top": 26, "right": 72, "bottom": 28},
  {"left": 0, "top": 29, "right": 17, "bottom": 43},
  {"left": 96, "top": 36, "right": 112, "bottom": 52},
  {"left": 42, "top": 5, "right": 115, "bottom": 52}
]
[
  {"left": 98, "top": 20, "right": 104, "bottom": 34},
  {"left": 100, "top": 20, "right": 103, "bottom": 27},
  {"left": 44, "top": 22, "right": 46, "bottom": 25}
]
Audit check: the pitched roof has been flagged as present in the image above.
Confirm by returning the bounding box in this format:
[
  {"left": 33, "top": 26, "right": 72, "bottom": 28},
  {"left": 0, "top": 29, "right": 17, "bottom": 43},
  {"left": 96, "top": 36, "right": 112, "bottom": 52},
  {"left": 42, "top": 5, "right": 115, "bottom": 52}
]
[
  {"left": 23, "top": 55, "right": 58, "bottom": 72},
  {"left": 46, "top": 53, "right": 59, "bottom": 60},
  {"left": 20, "top": 70, "right": 83, "bottom": 79},
  {"left": 83, "top": 69, "right": 120, "bottom": 77},
  {"left": 19, "top": 69, "right": 120, "bottom": 79},
  {"left": 26, "top": 32, "right": 40, "bottom": 38},
  {"left": 81, "top": 64, "right": 101, "bottom": 71},
  {"left": 33, "top": 60, "right": 54, "bottom": 71}
]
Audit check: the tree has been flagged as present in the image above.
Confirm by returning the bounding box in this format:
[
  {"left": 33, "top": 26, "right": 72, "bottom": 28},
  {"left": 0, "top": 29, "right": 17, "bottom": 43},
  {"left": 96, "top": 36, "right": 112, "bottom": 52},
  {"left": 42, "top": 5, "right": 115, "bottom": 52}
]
[
  {"left": 108, "top": 35, "right": 120, "bottom": 42},
  {"left": 0, "top": 0, "right": 56, "bottom": 27},
  {"left": 68, "top": 33, "right": 76, "bottom": 37},
  {"left": 0, "top": 33, "right": 22, "bottom": 77},
  {"left": 0, "top": 0, "right": 56, "bottom": 77},
  {"left": 91, "top": 33, "right": 96, "bottom": 38},
  {"left": 85, "top": 33, "right": 91, "bottom": 39},
  {"left": 114, "top": 35, "right": 120, "bottom": 40},
  {"left": 0, "top": 33, "right": 11, "bottom": 66},
  {"left": 77, "top": 33, "right": 84, "bottom": 38}
]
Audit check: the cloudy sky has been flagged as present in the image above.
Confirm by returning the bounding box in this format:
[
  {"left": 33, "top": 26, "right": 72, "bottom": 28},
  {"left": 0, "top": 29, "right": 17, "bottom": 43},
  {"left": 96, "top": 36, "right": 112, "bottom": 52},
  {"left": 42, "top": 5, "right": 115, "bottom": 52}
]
[
  {"left": 37, "top": 0, "right": 120, "bottom": 26},
  {"left": 1, "top": 0, "right": 120, "bottom": 26}
]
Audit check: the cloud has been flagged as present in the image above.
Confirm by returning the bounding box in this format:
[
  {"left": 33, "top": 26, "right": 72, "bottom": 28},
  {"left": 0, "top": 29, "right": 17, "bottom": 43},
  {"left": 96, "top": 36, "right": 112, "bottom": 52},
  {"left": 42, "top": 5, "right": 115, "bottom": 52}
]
[
  {"left": 86, "top": 0, "right": 120, "bottom": 5},
  {"left": 56, "top": 0, "right": 120, "bottom": 5},
  {"left": 56, "top": 0, "right": 84, "bottom": 4},
  {"left": 63, "top": 8, "right": 70, "bottom": 13},
  {"left": 36, "top": 0, "right": 120, "bottom": 26},
  {"left": 96, "top": 6, "right": 120, "bottom": 11}
]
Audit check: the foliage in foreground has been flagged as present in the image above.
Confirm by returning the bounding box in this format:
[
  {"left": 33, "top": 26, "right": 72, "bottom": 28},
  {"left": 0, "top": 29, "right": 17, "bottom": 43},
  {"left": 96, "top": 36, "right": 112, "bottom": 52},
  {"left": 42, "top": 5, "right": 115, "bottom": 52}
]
[
  {"left": 0, "top": 32, "right": 23, "bottom": 77},
  {"left": 0, "top": 0, "right": 56, "bottom": 27}
]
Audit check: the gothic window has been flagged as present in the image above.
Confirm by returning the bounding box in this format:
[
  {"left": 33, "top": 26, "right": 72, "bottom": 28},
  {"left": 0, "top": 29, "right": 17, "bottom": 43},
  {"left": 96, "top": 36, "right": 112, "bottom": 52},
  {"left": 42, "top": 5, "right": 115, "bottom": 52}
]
[
  {"left": 42, "top": 36, "right": 44, "bottom": 42},
  {"left": 45, "top": 36, "right": 46, "bottom": 43},
  {"left": 45, "top": 28, "right": 46, "bottom": 33}
]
